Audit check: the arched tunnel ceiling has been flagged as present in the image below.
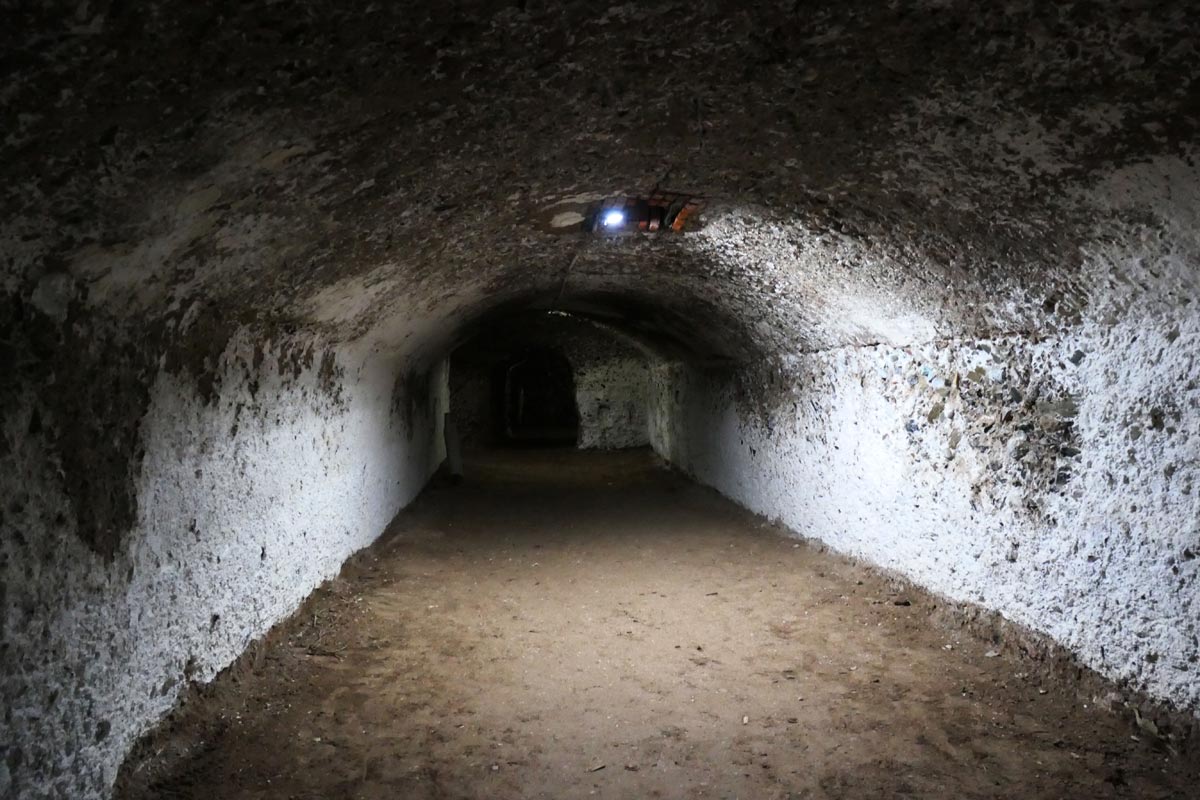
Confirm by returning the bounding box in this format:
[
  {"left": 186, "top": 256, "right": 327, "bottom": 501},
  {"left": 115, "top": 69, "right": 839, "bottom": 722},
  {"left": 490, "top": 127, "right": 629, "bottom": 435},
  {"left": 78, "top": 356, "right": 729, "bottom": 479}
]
[
  {"left": 449, "top": 294, "right": 733, "bottom": 365},
  {"left": 449, "top": 307, "right": 665, "bottom": 363},
  {"left": 3, "top": 0, "right": 1199, "bottom": 367}
]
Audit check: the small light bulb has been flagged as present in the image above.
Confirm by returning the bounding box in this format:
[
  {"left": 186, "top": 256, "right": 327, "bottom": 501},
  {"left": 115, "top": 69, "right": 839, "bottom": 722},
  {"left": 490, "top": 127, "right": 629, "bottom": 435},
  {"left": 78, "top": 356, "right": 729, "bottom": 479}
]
[{"left": 602, "top": 209, "right": 625, "bottom": 228}]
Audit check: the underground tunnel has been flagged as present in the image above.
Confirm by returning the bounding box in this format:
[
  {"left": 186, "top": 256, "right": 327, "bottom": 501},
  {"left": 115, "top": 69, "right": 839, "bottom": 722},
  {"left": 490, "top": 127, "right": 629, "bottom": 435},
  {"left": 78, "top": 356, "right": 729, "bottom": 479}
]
[{"left": 2, "top": 1, "right": 1199, "bottom": 798}]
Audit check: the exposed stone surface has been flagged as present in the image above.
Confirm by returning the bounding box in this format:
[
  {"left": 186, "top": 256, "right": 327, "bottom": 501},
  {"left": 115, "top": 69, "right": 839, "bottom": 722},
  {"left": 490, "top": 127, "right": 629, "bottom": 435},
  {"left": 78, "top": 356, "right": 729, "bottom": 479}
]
[
  {"left": 2, "top": 0, "right": 1199, "bottom": 797},
  {"left": 4, "top": 0, "right": 1197, "bottom": 356},
  {"left": 1, "top": 340, "right": 446, "bottom": 798},
  {"left": 651, "top": 309, "right": 1200, "bottom": 727}
]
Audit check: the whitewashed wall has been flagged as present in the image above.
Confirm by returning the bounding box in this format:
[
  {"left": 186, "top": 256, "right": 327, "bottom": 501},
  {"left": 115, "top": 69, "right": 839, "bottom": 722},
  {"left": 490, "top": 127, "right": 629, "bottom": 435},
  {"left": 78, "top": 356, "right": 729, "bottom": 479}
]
[
  {"left": 0, "top": 337, "right": 446, "bottom": 799},
  {"left": 651, "top": 313, "right": 1199, "bottom": 716}
]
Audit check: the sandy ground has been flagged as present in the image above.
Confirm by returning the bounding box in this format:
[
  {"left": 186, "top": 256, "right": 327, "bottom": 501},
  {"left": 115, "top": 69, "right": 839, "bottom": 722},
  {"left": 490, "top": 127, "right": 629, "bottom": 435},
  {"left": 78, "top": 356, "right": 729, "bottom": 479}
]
[{"left": 118, "top": 449, "right": 1197, "bottom": 800}]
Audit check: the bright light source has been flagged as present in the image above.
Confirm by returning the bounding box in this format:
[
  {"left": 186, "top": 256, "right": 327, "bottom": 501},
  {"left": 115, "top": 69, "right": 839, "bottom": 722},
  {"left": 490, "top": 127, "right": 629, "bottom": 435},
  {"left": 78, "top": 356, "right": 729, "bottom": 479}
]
[{"left": 602, "top": 209, "right": 625, "bottom": 228}]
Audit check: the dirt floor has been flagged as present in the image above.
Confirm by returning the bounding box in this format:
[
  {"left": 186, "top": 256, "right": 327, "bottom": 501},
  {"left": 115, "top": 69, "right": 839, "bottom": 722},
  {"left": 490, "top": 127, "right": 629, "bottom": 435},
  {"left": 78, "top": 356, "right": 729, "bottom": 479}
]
[{"left": 118, "top": 449, "right": 1198, "bottom": 800}]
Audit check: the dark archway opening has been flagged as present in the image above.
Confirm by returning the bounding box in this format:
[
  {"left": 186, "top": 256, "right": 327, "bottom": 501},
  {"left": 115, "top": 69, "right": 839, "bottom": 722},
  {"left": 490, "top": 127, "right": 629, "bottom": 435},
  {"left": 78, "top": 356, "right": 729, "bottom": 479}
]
[{"left": 492, "top": 347, "right": 579, "bottom": 446}]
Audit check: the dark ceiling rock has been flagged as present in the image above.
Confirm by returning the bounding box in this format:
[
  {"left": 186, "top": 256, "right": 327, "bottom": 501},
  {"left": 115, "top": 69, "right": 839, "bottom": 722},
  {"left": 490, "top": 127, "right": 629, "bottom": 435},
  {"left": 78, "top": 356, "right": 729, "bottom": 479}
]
[{"left": 2, "top": 0, "right": 1197, "bottom": 364}]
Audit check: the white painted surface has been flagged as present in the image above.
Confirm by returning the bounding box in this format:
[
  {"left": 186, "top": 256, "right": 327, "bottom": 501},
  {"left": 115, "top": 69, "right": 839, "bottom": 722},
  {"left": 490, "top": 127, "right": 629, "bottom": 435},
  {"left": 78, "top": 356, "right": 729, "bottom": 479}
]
[
  {"left": 575, "top": 357, "right": 651, "bottom": 450},
  {"left": 0, "top": 338, "right": 446, "bottom": 799},
  {"left": 651, "top": 313, "right": 1200, "bottom": 715}
]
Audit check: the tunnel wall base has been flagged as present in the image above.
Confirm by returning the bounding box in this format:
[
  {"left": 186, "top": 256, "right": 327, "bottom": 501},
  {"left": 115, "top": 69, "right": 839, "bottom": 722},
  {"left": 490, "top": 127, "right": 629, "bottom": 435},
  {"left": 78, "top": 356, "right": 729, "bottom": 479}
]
[
  {"left": 651, "top": 315, "right": 1199, "bottom": 722},
  {"left": 0, "top": 338, "right": 446, "bottom": 800}
]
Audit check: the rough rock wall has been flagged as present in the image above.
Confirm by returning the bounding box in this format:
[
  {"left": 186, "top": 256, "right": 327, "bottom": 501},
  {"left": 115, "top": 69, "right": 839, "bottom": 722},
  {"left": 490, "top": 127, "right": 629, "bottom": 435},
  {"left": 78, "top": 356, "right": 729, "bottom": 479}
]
[
  {"left": 651, "top": 318, "right": 1199, "bottom": 719},
  {"left": 649, "top": 154, "right": 1200, "bottom": 720},
  {"left": 575, "top": 356, "right": 651, "bottom": 450},
  {"left": 4, "top": 2, "right": 1199, "bottom": 791},
  {"left": 8, "top": 0, "right": 1196, "bottom": 361},
  {"left": 0, "top": 336, "right": 446, "bottom": 799},
  {"left": 450, "top": 313, "right": 652, "bottom": 450}
]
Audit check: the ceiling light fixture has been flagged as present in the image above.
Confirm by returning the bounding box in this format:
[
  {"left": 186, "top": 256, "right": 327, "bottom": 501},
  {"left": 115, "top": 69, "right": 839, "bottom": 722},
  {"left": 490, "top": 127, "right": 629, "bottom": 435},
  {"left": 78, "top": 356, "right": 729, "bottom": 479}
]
[
  {"left": 586, "top": 192, "right": 704, "bottom": 234},
  {"left": 602, "top": 209, "right": 626, "bottom": 228}
]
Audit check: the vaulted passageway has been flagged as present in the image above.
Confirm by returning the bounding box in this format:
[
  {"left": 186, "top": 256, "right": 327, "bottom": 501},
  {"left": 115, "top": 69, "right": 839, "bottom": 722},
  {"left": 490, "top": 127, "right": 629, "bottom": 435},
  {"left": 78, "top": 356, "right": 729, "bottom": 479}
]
[{"left": 3, "top": 1, "right": 1199, "bottom": 798}]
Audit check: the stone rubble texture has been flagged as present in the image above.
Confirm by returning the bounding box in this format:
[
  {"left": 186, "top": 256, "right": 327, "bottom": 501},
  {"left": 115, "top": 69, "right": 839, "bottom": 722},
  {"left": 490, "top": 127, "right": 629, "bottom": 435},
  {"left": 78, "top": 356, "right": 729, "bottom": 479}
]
[{"left": 1, "top": 0, "right": 1198, "bottom": 797}]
